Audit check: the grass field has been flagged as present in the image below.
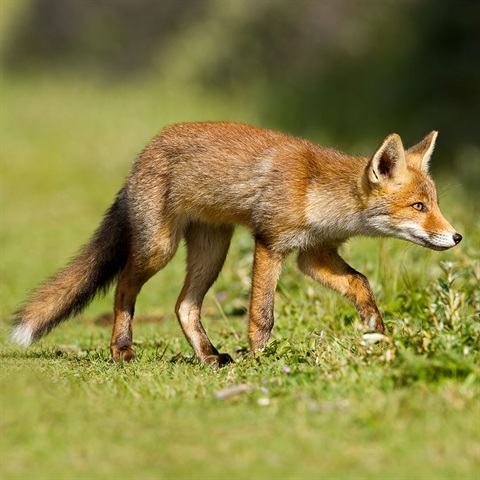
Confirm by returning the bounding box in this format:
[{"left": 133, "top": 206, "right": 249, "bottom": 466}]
[{"left": 1, "top": 74, "right": 479, "bottom": 480}]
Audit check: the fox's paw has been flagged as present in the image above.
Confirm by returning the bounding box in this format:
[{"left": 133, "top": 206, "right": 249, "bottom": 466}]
[
  {"left": 203, "top": 353, "right": 234, "bottom": 368},
  {"left": 371, "top": 319, "right": 386, "bottom": 334},
  {"left": 362, "top": 315, "right": 386, "bottom": 334},
  {"left": 111, "top": 346, "right": 137, "bottom": 362}
]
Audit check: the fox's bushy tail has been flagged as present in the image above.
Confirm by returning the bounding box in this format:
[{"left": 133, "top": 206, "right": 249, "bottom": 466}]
[{"left": 11, "top": 189, "right": 129, "bottom": 346}]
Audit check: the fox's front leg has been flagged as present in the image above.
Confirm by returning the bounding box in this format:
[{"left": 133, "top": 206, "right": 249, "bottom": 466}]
[
  {"left": 248, "top": 238, "right": 284, "bottom": 350},
  {"left": 297, "top": 248, "right": 385, "bottom": 333}
]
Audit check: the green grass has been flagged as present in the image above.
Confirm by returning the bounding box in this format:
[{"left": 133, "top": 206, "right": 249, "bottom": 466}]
[{"left": 1, "top": 74, "right": 479, "bottom": 480}]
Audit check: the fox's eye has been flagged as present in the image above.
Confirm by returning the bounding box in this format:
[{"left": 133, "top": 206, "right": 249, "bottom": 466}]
[{"left": 412, "top": 202, "right": 426, "bottom": 212}]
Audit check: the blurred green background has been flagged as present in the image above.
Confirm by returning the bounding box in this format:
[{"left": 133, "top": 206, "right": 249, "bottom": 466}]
[{"left": 2, "top": 0, "right": 479, "bottom": 176}]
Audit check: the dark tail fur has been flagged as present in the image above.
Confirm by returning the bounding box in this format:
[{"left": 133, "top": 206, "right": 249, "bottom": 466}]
[{"left": 11, "top": 189, "right": 129, "bottom": 346}]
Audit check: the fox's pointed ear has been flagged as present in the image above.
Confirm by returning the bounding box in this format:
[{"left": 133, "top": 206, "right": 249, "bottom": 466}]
[
  {"left": 406, "top": 131, "right": 438, "bottom": 172},
  {"left": 367, "top": 133, "right": 406, "bottom": 186}
]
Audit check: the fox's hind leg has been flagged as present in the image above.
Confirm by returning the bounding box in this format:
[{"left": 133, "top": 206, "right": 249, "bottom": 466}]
[
  {"left": 297, "top": 247, "right": 385, "bottom": 333},
  {"left": 111, "top": 223, "right": 181, "bottom": 362},
  {"left": 111, "top": 266, "right": 147, "bottom": 362},
  {"left": 175, "top": 222, "right": 234, "bottom": 366}
]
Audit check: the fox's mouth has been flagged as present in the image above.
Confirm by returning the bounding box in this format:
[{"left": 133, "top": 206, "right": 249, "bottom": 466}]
[
  {"left": 410, "top": 233, "right": 456, "bottom": 251},
  {"left": 391, "top": 221, "right": 459, "bottom": 250},
  {"left": 421, "top": 239, "right": 451, "bottom": 251}
]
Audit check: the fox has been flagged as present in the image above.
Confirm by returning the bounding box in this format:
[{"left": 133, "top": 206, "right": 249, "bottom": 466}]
[{"left": 11, "top": 122, "right": 462, "bottom": 366}]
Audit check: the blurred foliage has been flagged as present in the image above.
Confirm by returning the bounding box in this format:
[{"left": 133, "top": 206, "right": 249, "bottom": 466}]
[
  {"left": 2, "top": 0, "right": 479, "bottom": 180},
  {"left": 198, "top": 1, "right": 480, "bottom": 146},
  {"left": 2, "top": 0, "right": 207, "bottom": 73}
]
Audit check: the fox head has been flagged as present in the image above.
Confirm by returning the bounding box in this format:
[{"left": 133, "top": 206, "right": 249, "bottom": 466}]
[{"left": 362, "top": 131, "right": 462, "bottom": 250}]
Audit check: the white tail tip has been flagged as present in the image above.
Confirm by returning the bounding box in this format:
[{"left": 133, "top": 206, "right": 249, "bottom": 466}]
[{"left": 11, "top": 324, "right": 34, "bottom": 347}]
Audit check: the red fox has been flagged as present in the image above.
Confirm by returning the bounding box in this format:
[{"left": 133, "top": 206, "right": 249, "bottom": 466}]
[{"left": 11, "top": 122, "right": 462, "bottom": 365}]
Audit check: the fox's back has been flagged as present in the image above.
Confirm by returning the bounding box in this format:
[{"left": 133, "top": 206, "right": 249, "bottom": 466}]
[
  {"left": 128, "top": 122, "right": 366, "bottom": 249},
  {"left": 151, "top": 123, "right": 309, "bottom": 225}
]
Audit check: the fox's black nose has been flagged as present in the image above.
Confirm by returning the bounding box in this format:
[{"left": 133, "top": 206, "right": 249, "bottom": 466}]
[{"left": 453, "top": 233, "right": 462, "bottom": 245}]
